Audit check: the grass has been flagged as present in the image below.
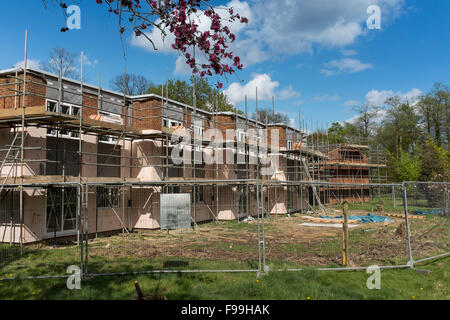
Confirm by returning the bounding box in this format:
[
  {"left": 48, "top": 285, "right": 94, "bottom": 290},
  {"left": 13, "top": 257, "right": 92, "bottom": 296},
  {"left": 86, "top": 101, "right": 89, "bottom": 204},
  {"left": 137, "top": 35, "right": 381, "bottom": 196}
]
[
  {"left": 1, "top": 210, "right": 448, "bottom": 300},
  {"left": 0, "top": 256, "right": 448, "bottom": 300}
]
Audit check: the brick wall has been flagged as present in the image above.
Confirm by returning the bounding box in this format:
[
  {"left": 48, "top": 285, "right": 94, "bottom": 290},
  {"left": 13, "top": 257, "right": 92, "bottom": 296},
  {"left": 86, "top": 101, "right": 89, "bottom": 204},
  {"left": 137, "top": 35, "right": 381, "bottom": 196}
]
[
  {"left": 132, "top": 98, "right": 163, "bottom": 130},
  {"left": 213, "top": 114, "right": 236, "bottom": 132},
  {"left": 81, "top": 91, "right": 100, "bottom": 119},
  {"left": 0, "top": 72, "right": 45, "bottom": 109}
]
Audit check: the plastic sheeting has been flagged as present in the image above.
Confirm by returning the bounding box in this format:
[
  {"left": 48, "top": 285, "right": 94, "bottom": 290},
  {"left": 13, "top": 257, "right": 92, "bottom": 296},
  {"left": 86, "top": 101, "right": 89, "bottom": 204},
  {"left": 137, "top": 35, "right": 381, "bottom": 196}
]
[
  {"left": 319, "top": 213, "right": 393, "bottom": 223},
  {"left": 413, "top": 209, "right": 441, "bottom": 215}
]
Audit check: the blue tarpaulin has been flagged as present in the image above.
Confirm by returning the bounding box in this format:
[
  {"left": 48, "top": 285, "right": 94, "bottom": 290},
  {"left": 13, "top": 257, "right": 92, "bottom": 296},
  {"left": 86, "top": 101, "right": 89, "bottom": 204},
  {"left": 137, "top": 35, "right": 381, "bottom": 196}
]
[
  {"left": 413, "top": 209, "right": 441, "bottom": 215},
  {"left": 319, "top": 213, "right": 393, "bottom": 223}
]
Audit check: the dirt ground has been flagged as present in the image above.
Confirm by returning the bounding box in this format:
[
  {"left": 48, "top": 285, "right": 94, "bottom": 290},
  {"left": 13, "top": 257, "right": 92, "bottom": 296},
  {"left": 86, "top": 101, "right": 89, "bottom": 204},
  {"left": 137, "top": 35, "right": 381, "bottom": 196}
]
[{"left": 86, "top": 209, "right": 449, "bottom": 268}]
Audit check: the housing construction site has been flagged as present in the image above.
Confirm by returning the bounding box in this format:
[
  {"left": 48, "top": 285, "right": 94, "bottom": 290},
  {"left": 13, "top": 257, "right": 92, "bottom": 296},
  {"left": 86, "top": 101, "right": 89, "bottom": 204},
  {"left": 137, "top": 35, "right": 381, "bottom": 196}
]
[{"left": 0, "top": 41, "right": 449, "bottom": 279}]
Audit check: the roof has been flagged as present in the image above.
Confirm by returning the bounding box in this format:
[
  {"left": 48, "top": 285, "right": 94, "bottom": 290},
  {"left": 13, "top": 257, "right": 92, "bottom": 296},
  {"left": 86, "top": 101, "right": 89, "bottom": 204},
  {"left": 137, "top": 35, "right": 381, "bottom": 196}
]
[
  {"left": 0, "top": 66, "right": 306, "bottom": 133},
  {"left": 0, "top": 67, "right": 127, "bottom": 99},
  {"left": 267, "top": 123, "right": 303, "bottom": 134}
]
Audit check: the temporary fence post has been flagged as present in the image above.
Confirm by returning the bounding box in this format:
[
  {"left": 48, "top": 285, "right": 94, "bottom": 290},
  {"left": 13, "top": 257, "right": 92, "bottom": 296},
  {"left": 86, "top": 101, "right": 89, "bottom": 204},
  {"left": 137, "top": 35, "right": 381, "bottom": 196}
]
[
  {"left": 402, "top": 184, "right": 414, "bottom": 268},
  {"left": 342, "top": 202, "right": 349, "bottom": 267},
  {"left": 79, "top": 184, "right": 84, "bottom": 277},
  {"left": 261, "top": 181, "right": 267, "bottom": 272},
  {"left": 392, "top": 185, "right": 396, "bottom": 208},
  {"left": 85, "top": 182, "right": 89, "bottom": 274},
  {"left": 256, "top": 179, "right": 263, "bottom": 276},
  {"left": 445, "top": 184, "right": 448, "bottom": 216}
]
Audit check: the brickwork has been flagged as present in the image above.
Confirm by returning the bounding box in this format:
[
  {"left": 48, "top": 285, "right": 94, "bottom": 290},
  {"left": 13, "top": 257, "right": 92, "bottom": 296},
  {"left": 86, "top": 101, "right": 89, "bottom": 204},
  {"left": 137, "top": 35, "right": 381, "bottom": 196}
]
[{"left": 0, "top": 72, "right": 45, "bottom": 109}]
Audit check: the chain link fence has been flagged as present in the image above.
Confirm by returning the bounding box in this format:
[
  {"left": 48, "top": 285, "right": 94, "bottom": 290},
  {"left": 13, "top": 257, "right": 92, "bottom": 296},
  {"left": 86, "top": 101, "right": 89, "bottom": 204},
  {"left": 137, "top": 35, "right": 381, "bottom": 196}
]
[
  {"left": 81, "top": 181, "right": 260, "bottom": 276},
  {"left": 403, "top": 182, "right": 449, "bottom": 265},
  {"left": 260, "top": 182, "right": 413, "bottom": 271},
  {"left": 0, "top": 181, "right": 448, "bottom": 280},
  {"left": 0, "top": 183, "right": 83, "bottom": 280}
]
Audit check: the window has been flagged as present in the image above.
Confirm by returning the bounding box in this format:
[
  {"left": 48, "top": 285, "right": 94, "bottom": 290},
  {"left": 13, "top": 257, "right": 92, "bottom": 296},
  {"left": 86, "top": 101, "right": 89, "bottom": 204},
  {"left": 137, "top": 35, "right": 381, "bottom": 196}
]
[
  {"left": 46, "top": 187, "right": 77, "bottom": 235},
  {"left": 167, "top": 186, "right": 181, "bottom": 193},
  {"left": 45, "top": 100, "right": 81, "bottom": 117},
  {"left": 46, "top": 100, "right": 57, "bottom": 112},
  {"left": 162, "top": 117, "right": 182, "bottom": 128},
  {"left": 236, "top": 131, "right": 246, "bottom": 143},
  {"left": 61, "top": 103, "right": 79, "bottom": 116},
  {"left": 0, "top": 190, "right": 20, "bottom": 224},
  {"left": 99, "top": 135, "right": 119, "bottom": 144},
  {"left": 72, "top": 106, "right": 80, "bottom": 117},
  {"left": 61, "top": 104, "right": 70, "bottom": 115},
  {"left": 96, "top": 187, "right": 119, "bottom": 208},
  {"left": 192, "top": 186, "right": 204, "bottom": 203},
  {"left": 192, "top": 125, "right": 204, "bottom": 152},
  {"left": 46, "top": 127, "right": 80, "bottom": 140},
  {"left": 193, "top": 125, "right": 204, "bottom": 137},
  {"left": 287, "top": 140, "right": 293, "bottom": 150}
]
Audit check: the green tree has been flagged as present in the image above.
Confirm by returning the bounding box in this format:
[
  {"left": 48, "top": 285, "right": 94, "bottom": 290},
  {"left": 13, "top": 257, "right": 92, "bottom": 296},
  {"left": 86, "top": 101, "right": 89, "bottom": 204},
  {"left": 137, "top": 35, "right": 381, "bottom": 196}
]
[
  {"left": 395, "top": 152, "right": 421, "bottom": 182},
  {"left": 327, "top": 122, "right": 346, "bottom": 144},
  {"left": 147, "top": 76, "right": 236, "bottom": 113},
  {"left": 420, "top": 137, "right": 450, "bottom": 181},
  {"left": 381, "top": 97, "right": 421, "bottom": 160}
]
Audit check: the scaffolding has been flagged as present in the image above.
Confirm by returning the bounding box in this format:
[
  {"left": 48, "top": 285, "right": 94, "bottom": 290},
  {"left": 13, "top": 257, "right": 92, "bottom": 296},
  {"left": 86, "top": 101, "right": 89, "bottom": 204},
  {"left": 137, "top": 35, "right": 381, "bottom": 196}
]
[{"left": 0, "top": 30, "right": 388, "bottom": 246}]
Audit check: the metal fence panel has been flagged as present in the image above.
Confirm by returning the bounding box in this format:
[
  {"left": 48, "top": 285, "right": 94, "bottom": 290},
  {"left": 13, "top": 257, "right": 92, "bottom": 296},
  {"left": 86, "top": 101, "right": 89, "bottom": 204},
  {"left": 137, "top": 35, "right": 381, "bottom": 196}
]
[
  {"left": 0, "top": 184, "right": 83, "bottom": 280},
  {"left": 160, "top": 193, "right": 191, "bottom": 230},
  {"left": 261, "top": 182, "right": 411, "bottom": 270},
  {"left": 403, "top": 182, "right": 450, "bottom": 264},
  {"left": 82, "top": 182, "right": 261, "bottom": 276}
]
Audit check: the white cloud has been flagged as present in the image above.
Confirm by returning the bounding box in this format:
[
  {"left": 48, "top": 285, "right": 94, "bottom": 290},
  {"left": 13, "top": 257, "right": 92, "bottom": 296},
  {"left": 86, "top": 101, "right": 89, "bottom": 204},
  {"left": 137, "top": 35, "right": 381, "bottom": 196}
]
[
  {"left": 240, "top": 0, "right": 404, "bottom": 64},
  {"left": 80, "top": 54, "right": 98, "bottom": 67},
  {"left": 223, "top": 73, "right": 279, "bottom": 104},
  {"left": 344, "top": 100, "right": 360, "bottom": 106},
  {"left": 365, "top": 88, "right": 422, "bottom": 106},
  {"left": 321, "top": 58, "right": 373, "bottom": 75},
  {"left": 277, "top": 85, "right": 301, "bottom": 100},
  {"left": 224, "top": 74, "right": 301, "bottom": 104},
  {"left": 131, "top": 0, "right": 405, "bottom": 70},
  {"left": 174, "top": 56, "right": 191, "bottom": 75},
  {"left": 14, "top": 59, "right": 41, "bottom": 69}
]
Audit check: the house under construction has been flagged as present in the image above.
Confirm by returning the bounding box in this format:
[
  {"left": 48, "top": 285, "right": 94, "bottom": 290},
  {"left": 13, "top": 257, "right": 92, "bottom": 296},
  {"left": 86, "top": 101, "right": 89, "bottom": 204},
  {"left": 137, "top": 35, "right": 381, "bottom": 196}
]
[{"left": 0, "top": 65, "right": 387, "bottom": 244}]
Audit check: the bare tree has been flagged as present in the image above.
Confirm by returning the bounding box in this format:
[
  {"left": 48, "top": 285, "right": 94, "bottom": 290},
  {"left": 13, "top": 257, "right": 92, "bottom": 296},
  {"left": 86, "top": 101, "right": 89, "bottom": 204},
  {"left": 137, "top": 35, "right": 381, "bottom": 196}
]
[
  {"left": 252, "top": 109, "right": 290, "bottom": 125},
  {"left": 110, "top": 73, "right": 152, "bottom": 96},
  {"left": 353, "top": 104, "right": 380, "bottom": 141},
  {"left": 43, "top": 47, "right": 79, "bottom": 79}
]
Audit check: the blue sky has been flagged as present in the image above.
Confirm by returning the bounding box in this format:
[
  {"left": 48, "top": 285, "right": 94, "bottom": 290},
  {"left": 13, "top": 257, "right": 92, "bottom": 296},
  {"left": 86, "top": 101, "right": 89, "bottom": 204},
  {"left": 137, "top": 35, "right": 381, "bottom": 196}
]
[{"left": 1, "top": 0, "right": 449, "bottom": 129}]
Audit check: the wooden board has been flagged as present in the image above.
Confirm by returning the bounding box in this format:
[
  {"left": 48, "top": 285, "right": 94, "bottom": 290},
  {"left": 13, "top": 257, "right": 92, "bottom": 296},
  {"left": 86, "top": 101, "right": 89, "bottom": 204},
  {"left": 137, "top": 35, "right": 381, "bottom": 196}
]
[{"left": 384, "top": 212, "right": 425, "bottom": 220}]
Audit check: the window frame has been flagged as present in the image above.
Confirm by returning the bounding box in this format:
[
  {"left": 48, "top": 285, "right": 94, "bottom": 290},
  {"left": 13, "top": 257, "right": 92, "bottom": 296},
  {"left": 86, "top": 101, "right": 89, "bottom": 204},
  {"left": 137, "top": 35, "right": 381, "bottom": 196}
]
[
  {"left": 287, "top": 140, "right": 293, "bottom": 150},
  {"left": 45, "top": 99, "right": 81, "bottom": 140},
  {"left": 96, "top": 186, "right": 120, "bottom": 209}
]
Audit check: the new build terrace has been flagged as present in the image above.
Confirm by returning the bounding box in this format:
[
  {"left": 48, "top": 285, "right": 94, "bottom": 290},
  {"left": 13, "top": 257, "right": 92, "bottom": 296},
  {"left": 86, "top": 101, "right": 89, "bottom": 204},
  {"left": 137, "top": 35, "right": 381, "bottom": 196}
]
[{"left": 0, "top": 67, "right": 386, "bottom": 243}]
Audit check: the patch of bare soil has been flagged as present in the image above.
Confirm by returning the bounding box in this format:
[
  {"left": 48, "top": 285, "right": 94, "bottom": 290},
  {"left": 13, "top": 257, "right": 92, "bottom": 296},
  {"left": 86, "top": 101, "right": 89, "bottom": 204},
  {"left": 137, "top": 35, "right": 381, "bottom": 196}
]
[{"left": 87, "top": 213, "right": 449, "bottom": 267}]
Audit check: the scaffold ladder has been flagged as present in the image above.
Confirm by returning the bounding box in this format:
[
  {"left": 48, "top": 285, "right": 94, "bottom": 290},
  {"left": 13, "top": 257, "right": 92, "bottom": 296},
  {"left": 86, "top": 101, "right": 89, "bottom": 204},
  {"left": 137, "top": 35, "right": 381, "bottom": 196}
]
[
  {"left": 0, "top": 131, "right": 29, "bottom": 195},
  {"left": 301, "top": 157, "right": 326, "bottom": 214}
]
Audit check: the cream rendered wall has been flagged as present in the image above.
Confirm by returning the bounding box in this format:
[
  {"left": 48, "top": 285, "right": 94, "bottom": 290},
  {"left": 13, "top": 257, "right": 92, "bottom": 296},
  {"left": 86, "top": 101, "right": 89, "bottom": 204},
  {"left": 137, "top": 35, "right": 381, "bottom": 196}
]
[{"left": 0, "top": 127, "right": 46, "bottom": 177}]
